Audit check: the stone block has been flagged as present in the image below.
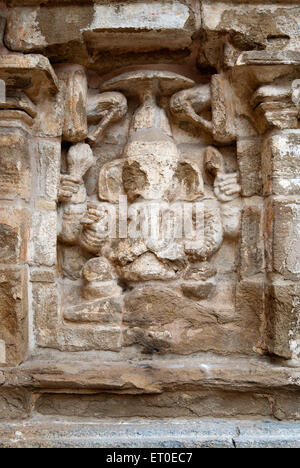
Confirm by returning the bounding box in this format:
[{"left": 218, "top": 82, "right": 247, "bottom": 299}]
[
  {"left": 272, "top": 200, "right": 300, "bottom": 281},
  {"left": 211, "top": 74, "right": 235, "bottom": 144},
  {"left": 0, "top": 54, "right": 59, "bottom": 99},
  {"left": 0, "top": 207, "right": 30, "bottom": 264},
  {"left": 34, "top": 389, "right": 274, "bottom": 420},
  {"left": 57, "top": 325, "right": 122, "bottom": 352},
  {"left": 0, "top": 266, "right": 28, "bottom": 365},
  {"left": 30, "top": 210, "right": 57, "bottom": 267},
  {"left": 5, "top": 2, "right": 195, "bottom": 57},
  {"left": 30, "top": 267, "right": 56, "bottom": 283},
  {"left": 33, "top": 282, "right": 122, "bottom": 352},
  {"left": 0, "top": 389, "right": 31, "bottom": 420},
  {"left": 57, "top": 65, "right": 88, "bottom": 143},
  {"left": 273, "top": 392, "right": 300, "bottom": 420},
  {"left": 0, "top": 131, "right": 30, "bottom": 200},
  {"left": 32, "top": 282, "right": 59, "bottom": 348},
  {"left": 262, "top": 131, "right": 300, "bottom": 196},
  {"left": 240, "top": 202, "right": 264, "bottom": 278},
  {"left": 36, "top": 139, "right": 60, "bottom": 202},
  {"left": 237, "top": 138, "right": 262, "bottom": 197},
  {"left": 265, "top": 280, "right": 300, "bottom": 360},
  {"left": 123, "top": 287, "right": 260, "bottom": 355},
  {"left": 64, "top": 297, "right": 122, "bottom": 325},
  {"left": 202, "top": 2, "right": 300, "bottom": 52},
  {"left": 235, "top": 277, "right": 264, "bottom": 352}
]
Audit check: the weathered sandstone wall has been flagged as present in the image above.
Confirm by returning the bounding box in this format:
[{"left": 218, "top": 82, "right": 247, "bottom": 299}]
[{"left": 0, "top": 0, "right": 299, "bottom": 446}]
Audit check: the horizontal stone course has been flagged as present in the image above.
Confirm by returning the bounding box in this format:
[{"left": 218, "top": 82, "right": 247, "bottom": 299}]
[
  {"left": 1, "top": 0, "right": 300, "bottom": 446},
  {"left": 1, "top": 355, "right": 299, "bottom": 393},
  {"left": 0, "top": 418, "right": 299, "bottom": 448},
  {"left": 5, "top": 2, "right": 195, "bottom": 54}
]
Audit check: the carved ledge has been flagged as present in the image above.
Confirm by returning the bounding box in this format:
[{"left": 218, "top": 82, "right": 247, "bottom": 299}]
[
  {"left": 0, "top": 54, "right": 59, "bottom": 101},
  {"left": 1, "top": 354, "right": 299, "bottom": 394},
  {"left": 236, "top": 51, "right": 300, "bottom": 67}
]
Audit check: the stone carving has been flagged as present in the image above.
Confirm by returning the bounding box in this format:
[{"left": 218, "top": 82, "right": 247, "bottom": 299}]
[
  {"left": 0, "top": 54, "right": 62, "bottom": 136},
  {"left": 82, "top": 257, "right": 121, "bottom": 300},
  {"left": 253, "top": 77, "right": 300, "bottom": 130},
  {"left": 59, "top": 66, "right": 88, "bottom": 143},
  {"left": 170, "top": 75, "right": 236, "bottom": 143},
  {"left": 58, "top": 70, "right": 242, "bottom": 326},
  {"left": 58, "top": 143, "right": 95, "bottom": 244},
  {"left": 170, "top": 84, "right": 212, "bottom": 134},
  {"left": 0, "top": 2, "right": 300, "bottom": 439},
  {"left": 87, "top": 91, "right": 128, "bottom": 144}
]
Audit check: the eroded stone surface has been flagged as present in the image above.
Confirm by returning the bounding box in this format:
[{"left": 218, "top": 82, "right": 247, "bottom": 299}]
[
  {"left": 272, "top": 200, "right": 300, "bottom": 281},
  {"left": 0, "top": 389, "right": 30, "bottom": 420},
  {"left": 263, "top": 131, "right": 300, "bottom": 196},
  {"left": 0, "top": 131, "right": 30, "bottom": 201},
  {"left": 0, "top": 267, "right": 28, "bottom": 366},
  {"left": 0, "top": 0, "right": 299, "bottom": 435},
  {"left": 266, "top": 280, "right": 300, "bottom": 360},
  {"left": 5, "top": 2, "right": 196, "bottom": 72}
]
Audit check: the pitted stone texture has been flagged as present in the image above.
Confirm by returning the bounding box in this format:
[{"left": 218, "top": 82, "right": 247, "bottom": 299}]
[
  {"left": 30, "top": 211, "right": 57, "bottom": 267},
  {"left": 266, "top": 280, "right": 300, "bottom": 360},
  {"left": 5, "top": 2, "right": 195, "bottom": 65},
  {"left": 272, "top": 200, "right": 300, "bottom": 281},
  {"left": 0, "top": 0, "right": 300, "bottom": 435},
  {"left": 0, "top": 267, "right": 28, "bottom": 366},
  {"left": 0, "top": 131, "right": 30, "bottom": 201},
  {"left": 0, "top": 207, "right": 30, "bottom": 265},
  {"left": 123, "top": 287, "right": 260, "bottom": 355},
  {"left": 263, "top": 131, "right": 300, "bottom": 196},
  {"left": 0, "top": 418, "right": 300, "bottom": 448},
  {"left": 57, "top": 65, "right": 88, "bottom": 143},
  {"left": 64, "top": 297, "right": 122, "bottom": 324},
  {"left": 0, "top": 54, "right": 59, "bottom": 100},
  {"left": 240, "top": 203, "right": 264, "bottom": 278},
  {"left": 202, "top": 2, "right": 300, "bottom": 52},
  {"left": 33, "top": 282, "right": 59, "bottom": 349},
  {"left": 237, "top": 139, "right": 262, "bottom": 197},
  {"left": 35, "top": 389, "right": 290, "bottom": 420},
  {"left": 235, "top": 277, "right": 264, "bottom": 353},
  {"left": 35, "top": 139, "right": 60, "bottom": 203},
  {"left": 211, "top": 74, "right": 236, "bottom": 144},
  {"left": 0, "top": 389, "right": 31, "bottom": 420},
  {"left": 57, "top": 325, "right": 122, "bottom": 352},
  {"left": 30, "top": 268, "right": 56, "bottom": 284}
]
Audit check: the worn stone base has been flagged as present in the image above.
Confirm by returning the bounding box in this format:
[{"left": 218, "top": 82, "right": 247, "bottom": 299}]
[
  {"left": 1, "top": 354, "right": 299, "bottom": 422},
  {"left": 0, "top": 417, "right": 299, "bottom": 448}
]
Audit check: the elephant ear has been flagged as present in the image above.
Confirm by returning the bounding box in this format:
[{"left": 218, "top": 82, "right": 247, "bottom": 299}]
[
  {"left": 173, "top": 159, "right": 204, "bottom": 201},
  {"left": 98, "top": 159, "right": 125, "bottom": 203}
]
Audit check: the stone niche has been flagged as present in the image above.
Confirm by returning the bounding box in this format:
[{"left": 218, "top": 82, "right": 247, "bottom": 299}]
[{"left": 0, "top": 0, "right": 299, "bottom": 445}]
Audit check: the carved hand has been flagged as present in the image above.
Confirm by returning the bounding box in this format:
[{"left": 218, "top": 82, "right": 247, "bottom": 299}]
[
  {"left": 58, "top": 174, "right": 82, "bottom": 202},
  {"left": 81, "top": 203, "right": 106, "bottom": 226},
  {"left": 214, "top": 172, "right": 241, "bottom": 202},
  {"left": 80, "top": 225, "right": 105, "bottom": 253},
  {"left": 80, "top": 203, "right": 110, "bottom": 253},
  {"left": 58, "top": 143, "right": 95, "bottom": 203},
  {"left": 184, "top": 207, "right": 223, "bottom": 261}
]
